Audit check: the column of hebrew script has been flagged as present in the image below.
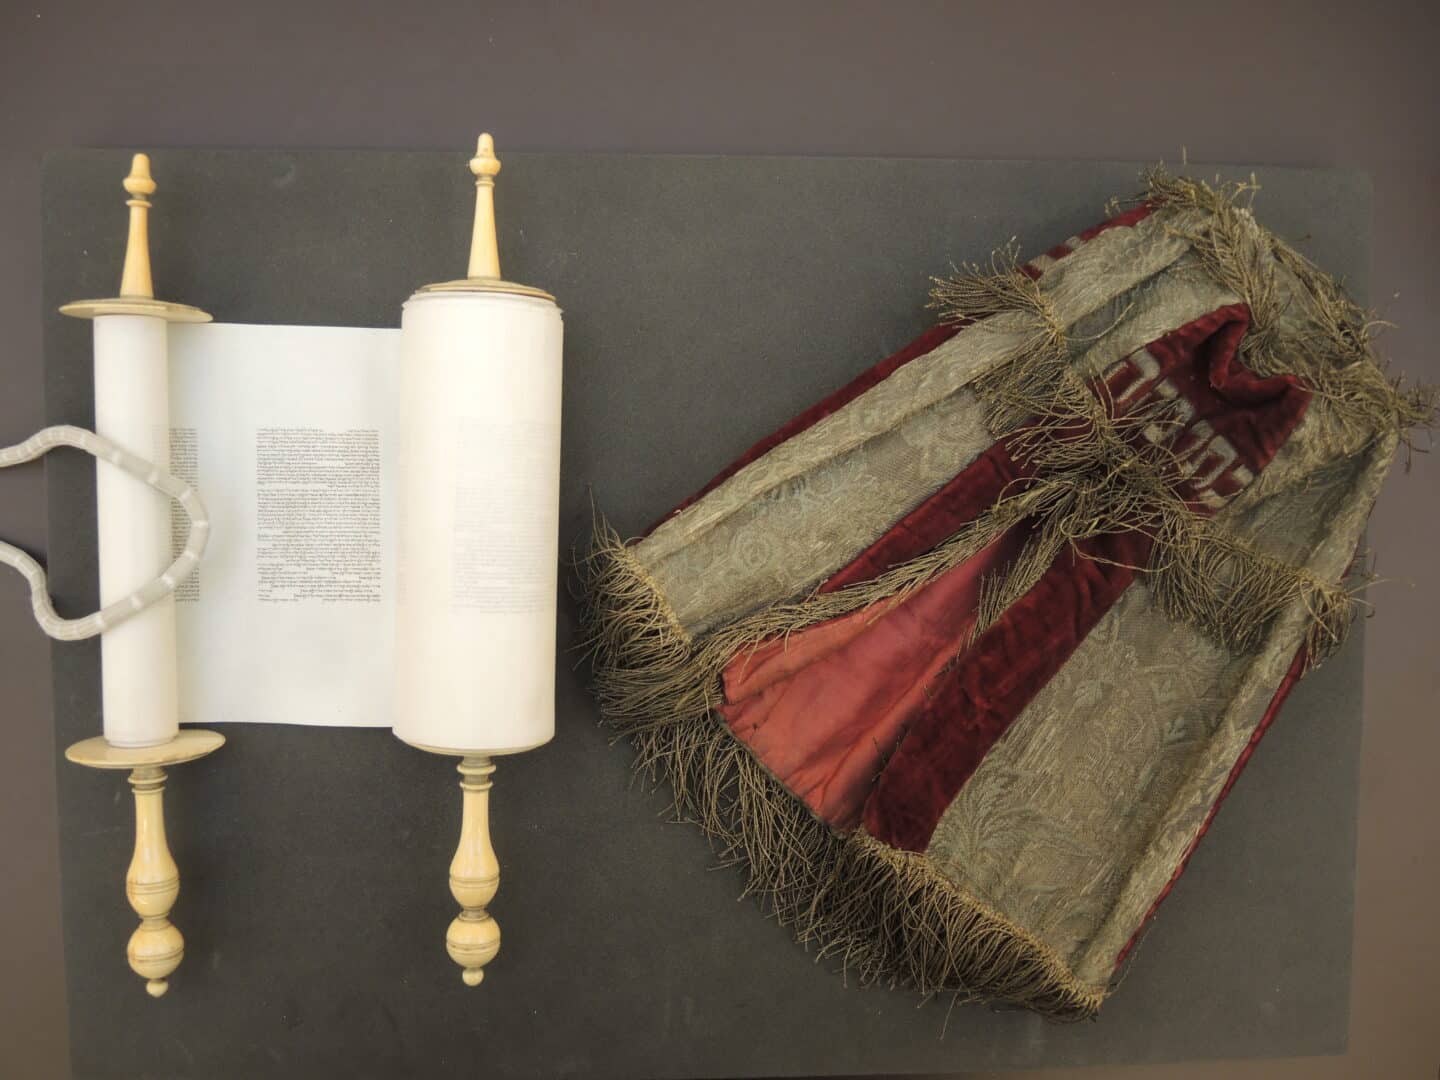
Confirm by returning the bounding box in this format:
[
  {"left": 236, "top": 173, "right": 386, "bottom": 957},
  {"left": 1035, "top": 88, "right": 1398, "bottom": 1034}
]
[
  {"left": 255, "top": 427, "right": 383, "bottom": 604},
  {"left": 167, "top": 323, "right": 402, "bottom": 727}
]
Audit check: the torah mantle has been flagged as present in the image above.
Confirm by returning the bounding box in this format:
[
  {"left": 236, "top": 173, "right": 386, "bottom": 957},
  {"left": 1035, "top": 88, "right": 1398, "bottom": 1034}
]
[{"left": 581, "top": 170, "right": 1432, "bottom": 1018}]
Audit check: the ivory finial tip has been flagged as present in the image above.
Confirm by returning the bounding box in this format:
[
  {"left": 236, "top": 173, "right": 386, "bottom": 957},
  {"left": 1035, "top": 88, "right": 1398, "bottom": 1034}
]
[
  {"left": 462, "top": 968, "right": 484, "bottom": 987},
  {"left": 145, "top": 979, "right": 169, "bottom": 998},
  {"left": 470, "top": 134, "right": 501, "bottom": 180},
  {"left": 123, "top": 154, "right": 156, "bottom": 199}
]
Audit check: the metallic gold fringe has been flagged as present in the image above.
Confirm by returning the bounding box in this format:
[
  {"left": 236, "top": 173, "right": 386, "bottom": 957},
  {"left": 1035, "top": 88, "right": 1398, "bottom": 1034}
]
[
  {"left": 1138, "top": 168, "right": 1434, "bottom": 458},
  {"left": 577, "top": 169, "right": 1432, "bottom": 1021},
  {"left": 576, "top": 522, "right": 1106, "bottom": 1019},
  {"left": 929, "top": 168, "right": 1433, "bottom": 667}
]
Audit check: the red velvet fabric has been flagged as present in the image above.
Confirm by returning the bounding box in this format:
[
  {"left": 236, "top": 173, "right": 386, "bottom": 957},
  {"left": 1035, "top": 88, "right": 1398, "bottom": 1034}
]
[
  {"left": 863, "top": 304, "right": 1310, "bottom": 849},
  {"left": 722, "top": 525, "right": 1031, "bottom": 828},
  {"left": 821, "top": 436, "right": 1036, "bottom": 593},
  {"left": 859, "top": 530, "right": 1152, "bottom": 848},
  {"left": 719, "top": 302, "right": 1313, "bottom": 850}
]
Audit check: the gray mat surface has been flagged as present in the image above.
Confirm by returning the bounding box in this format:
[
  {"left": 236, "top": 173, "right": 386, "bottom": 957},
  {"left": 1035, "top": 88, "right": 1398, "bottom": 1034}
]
[{"left": 43, "top": 150, "right": 1365, "bottom": 1078}]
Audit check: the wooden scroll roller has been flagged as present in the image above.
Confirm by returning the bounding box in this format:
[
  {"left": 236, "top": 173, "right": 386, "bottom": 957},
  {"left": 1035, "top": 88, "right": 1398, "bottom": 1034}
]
[
  {"left": 447, "top": 757, "right": 501, "bottom": 985},
  {"left": 60, "top": 154, "right": 221, "bottom": 998},
  {"left": 64, "top": 731, "right": 223, "bottom": 997},
  {"left": 394, "top": 134, "right": 563, "bottom": 987}
]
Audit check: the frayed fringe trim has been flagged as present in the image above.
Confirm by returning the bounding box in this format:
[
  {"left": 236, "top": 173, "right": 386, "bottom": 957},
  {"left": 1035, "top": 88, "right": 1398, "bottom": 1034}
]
[
  {"left": 1151, "top": 517, "right": 1362, "bottom": 669},
  {"left": 575, "top": 168, "right": 1432, "bottom": 1020},
  {"left": 577, "top": 522, "right": 1106, "bottom": 1020},
  {"left": 1136, "top": 167, "right": 1434, "bottom": 457},
  {"left": 926, "top": 167, "right": 1434, "bottom": 669}
]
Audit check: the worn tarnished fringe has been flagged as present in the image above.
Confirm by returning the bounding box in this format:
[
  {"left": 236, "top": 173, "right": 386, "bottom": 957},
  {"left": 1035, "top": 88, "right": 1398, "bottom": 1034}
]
[
  {"left": 929, "top": 170, "right": 1433, "bottom": 667},
  {"left": 579, "top": 170, "right": 1432, "bottom": 1021},
  {"left": 1137, "top": 167, "right": 1434, "bottom": 457},
  {"left": 577, "top": 523, "right": 1105, "bottom": 1019}
]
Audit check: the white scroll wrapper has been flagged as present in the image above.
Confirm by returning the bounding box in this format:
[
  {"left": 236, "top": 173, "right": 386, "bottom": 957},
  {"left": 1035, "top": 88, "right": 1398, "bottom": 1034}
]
[
  {"left": 93, "top": 314, "right": 181, "bottom": 747},
  {"left": 393, "top": 292, "right": 564, "bottom": 754}
]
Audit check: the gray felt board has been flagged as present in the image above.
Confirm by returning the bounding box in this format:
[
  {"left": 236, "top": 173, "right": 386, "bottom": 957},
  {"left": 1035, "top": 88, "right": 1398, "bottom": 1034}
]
[{"left": 42, "top": 150, "right": 1365, "bottom": 1079}]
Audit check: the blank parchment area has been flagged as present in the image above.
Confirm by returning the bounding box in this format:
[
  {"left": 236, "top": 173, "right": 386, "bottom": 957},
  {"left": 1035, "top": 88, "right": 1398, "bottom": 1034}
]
[{"left": 43, "top": 151, "right": 1366, "bottom": 1079}]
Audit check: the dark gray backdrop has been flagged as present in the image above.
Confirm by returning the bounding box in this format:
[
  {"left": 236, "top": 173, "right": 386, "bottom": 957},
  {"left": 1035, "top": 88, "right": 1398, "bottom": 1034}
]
[
  {"left": 43, "top": 149, "right": 1365, "bottom": 1079},
  {"left": 4, "top": 5, "right": 1438, "bottom": 1080}
]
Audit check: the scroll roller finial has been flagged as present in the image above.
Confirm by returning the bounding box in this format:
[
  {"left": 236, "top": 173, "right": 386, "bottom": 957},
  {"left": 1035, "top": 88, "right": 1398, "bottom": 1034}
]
[
  {"left": 466, "top": 134, "right": 502, "bottom": 280},
  {"left": 119, "top": 153, "right": 156, "bottom": 300}
]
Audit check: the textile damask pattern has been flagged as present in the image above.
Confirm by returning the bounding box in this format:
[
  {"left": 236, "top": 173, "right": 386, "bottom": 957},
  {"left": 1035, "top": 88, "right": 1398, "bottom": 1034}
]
[
  {"left": 582, "top": 172, "right": 1430, "bottom": 1017},
  {"left": 926, "top": 584, "right": 1253, "bottom": 986},
  {"left": 642, "top": 210, "right": 1201, "bottom": 635},
  {"left": 650, "top": 387, "right": 995, "bottom": 635}
]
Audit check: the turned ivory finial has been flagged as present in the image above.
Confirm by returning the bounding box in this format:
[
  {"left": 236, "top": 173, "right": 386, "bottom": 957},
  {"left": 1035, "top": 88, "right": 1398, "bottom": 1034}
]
[
  {"left": 411, "top": 134, "right": 553, "bottom": 301},
  {"left": 66, "top": 729, "right": 224, "bottom": 997},
  {"left": 59, "top": 152, "right": 209, "bottom": 323},
  {"left": 447, "top": 757, "right": 501, "bottom": 985},
  {"left": 119, "top": 153, "right": 157, "bottom": 300},
  {"left": 466, "top": 134, "right": 503, "bottom": 280},
  {"left": 126, "top": 766, "right": 182, "bottom": 997}
]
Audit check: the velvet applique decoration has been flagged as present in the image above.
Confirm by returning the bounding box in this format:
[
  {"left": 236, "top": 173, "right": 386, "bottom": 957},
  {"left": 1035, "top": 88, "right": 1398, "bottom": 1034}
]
[{"left": 579, "top": 171, "right": 1432, "bottom": 1019}]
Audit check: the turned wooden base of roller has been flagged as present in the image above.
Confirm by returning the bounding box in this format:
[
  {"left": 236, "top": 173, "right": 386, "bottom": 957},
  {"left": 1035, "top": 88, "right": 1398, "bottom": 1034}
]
[
  {"left": 65, "top": 729, "right": 224, "bottom": 997},
  {"left": 446, "top": 756, "right": 501, "bottom": 986}
]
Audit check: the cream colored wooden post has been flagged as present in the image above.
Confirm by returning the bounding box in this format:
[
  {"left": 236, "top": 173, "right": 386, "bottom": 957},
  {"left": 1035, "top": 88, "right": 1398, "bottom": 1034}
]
[
  {"left": 400, "top": 135, "right": 557, "bottom": 985},
  {"left": 466, "top": 135, "right": 502, "bottom": 280},
  {"left": 60, "top": 152, "right": 209, "bottom": 325},
  {"left": 67, "top": 730, "right": 223, "bottom": 996},
  {"left": 446, "top": 757, "right": 501, "bottom": 986},
  {"left": 60, "top": 153, "right": 218, "bottom": 997},
  {"left": 118, "top": 154, "right": 156, "bottom": 300},
  {"left": 125, "top": 766, "right": 184, "bottom": 997}
]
